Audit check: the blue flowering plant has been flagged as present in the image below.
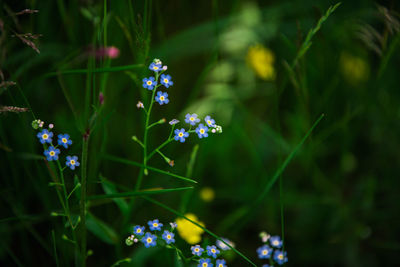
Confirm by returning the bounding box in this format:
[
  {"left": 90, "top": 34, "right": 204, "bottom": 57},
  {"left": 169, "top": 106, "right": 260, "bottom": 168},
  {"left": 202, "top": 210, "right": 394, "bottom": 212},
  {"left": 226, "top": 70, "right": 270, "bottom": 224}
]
[
  {"left": 126, "top": 219, "right": 234, "bottom": 266},
  {"left": 257, "top": 232, "right": 288, "bottom": 266},
  {"left": 31, "top": 119, "right": 81, "bottom": 234},
  {"left": 132, "top": 59, "right": 223, "bottom": 176}
]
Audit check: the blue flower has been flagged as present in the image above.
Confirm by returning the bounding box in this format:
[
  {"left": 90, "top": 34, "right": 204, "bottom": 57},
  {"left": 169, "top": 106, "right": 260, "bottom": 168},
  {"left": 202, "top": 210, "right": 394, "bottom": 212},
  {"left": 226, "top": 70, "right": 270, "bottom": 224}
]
[
  {"left": 162, "top": 230, "right": 175, "bottom": 244},
  {"left": 216, "top": 259, "right": 227, "bottom": 267},
  {"left": 198, "top": 258, "right": 213, "bottom": 267},
  {"left": 185, "top": 113, "right": 200, "bottom": 126},
  {"left": 44, "top": 146, "right": 60, "bottom": 161},
  {"left": 195, "top": 124, "right": 209, "bottom": 138},
  {"left": 148, "top": 219, "right": 163, "bottom": 231},
  {"left": 149, "top": 62, "right": 162, "bottom": 72},
  {"left": 269, "top": 235, "right": 282, "bottom": 248},
  {"left": 206, "top": 245, "right": 220, "bottom": 258},
  {"left": 262, "top": 265, "right": 270, "bottom": 267},
  {"left": 174, "top": 128, "right": 189, "bottom": 143},
  {"left": 257, "top": 245, "right": 272, "bottom": 259},
  {"left": 155, "top": 91, "right": 169, "bottom": 105},
  {"left": 191, "top": 245, "right": 204, "bottom": 256},
  {"left": 66, "top": 156, "right": 80, "bottom": 170},
  {"left": 133, "top": 225, "right": 145, "bottom": 236},
  {"left": 141, "top": 232, "right": 157, "bottom": 248},
  {"left": 37, "top": 129, "right": 53, "bottom": 144},
  {"left": 273, "top": 250, "right": 288, "bottom": 265},
  {"left": 204, "top": 116, "right": 216, "bottom": 127},
  {"left": 160, "top": 74, "right": 173, "bottom": 88},
  {"left": 57, "top": 134, "right": 72, "bottom": 148},
  {"left": 142, "top": 77, "right": 157, "bottom": 90}
]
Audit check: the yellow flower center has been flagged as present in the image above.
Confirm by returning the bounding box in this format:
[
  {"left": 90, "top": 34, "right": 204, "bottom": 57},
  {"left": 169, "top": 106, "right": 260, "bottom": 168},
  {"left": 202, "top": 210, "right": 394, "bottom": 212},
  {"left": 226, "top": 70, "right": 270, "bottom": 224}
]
[
  {"left": 211, "top": 249, "right": 216, "bottom": 253},
  {"left": 263, "top": 250, "right": 267, "bottom": 255},
  {"left": 70, "top": 160, "right": 75, "bottom": 165},
  {"left": 167, "top": 235, "right": 171, "bottom": 239},
  {"left": 137, "top": 229, "right": 141, "bottom": 233},
  {"left": 154, "top": 66, "right": 159, "bottom": 70},
  {"left": 273, "top": 240, "right": 279, "bottom": 245},
  {"left": 200, "top": 129, "right": 205, "bottom": 134},
  {"left": 147, "top": 81, "right": 152, "bottom": 85},
  {"left": 153, "top": 223, "right": 158, "bottom": 227},
  {"left": 160, "top": 96, "right": 164, "bottom": 101},
  {"left": 179, "top": 133, "right": 183, "bottom": 137},
  {"left": 207, "top": 120, "right": 211, "bottom": 124},
  {"left": 190, "top": 117, "right": 194, "bottom": 121},
  {"left": 50, "top": 151, "right": 55, "bottom": 156},
  {"left": 278, "top": 254, "right": 283, "bottom": 260},
  {"left": 147, "top": 238, "right": 152, "bottom": 243},
  {"left": 195, "top": 248, "right": 199, "bottom": 252},
  {"left": 62, "top": 138, "right": 67, "bottom": 143},
  {"left": 202, "top": 263, "right": 207, "bottom": 267},
  {"left": 42, "top": 134, "right": 48, "bottom": 139},
  {"left": 164, "top": 79, "right": 168, "bottom": 83}
]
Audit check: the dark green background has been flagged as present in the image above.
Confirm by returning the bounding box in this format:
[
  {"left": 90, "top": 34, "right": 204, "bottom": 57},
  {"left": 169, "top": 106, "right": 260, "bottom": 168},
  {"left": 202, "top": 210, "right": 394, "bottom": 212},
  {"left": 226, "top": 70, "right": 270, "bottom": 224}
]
[{"left": 1, "top": 0, "right": 399, "bottom": 266}]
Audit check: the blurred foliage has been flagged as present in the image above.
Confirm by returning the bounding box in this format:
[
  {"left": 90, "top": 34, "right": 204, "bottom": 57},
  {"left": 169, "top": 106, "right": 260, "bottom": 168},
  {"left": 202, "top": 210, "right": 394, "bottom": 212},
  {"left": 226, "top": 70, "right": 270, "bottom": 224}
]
[{"left": 1, "top": 0, "right": 400, "bottom": 266}]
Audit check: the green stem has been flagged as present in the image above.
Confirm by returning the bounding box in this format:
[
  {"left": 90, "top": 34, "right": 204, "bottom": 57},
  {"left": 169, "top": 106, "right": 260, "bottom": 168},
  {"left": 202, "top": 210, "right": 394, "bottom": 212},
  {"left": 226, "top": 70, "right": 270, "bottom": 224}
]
[
  {"left": 80, "top": 138, "right": 89, "bottom": 267},
  {"left": 142, "top": 73, "right": 159, "bottom": 176}
]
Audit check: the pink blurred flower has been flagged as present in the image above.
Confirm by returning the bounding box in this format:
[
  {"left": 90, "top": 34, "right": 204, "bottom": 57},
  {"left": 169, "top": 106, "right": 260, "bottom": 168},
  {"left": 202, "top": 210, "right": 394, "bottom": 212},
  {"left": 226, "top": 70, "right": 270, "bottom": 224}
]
[{"left": 94, "top": 46, "right": 120, "bottom": 59}]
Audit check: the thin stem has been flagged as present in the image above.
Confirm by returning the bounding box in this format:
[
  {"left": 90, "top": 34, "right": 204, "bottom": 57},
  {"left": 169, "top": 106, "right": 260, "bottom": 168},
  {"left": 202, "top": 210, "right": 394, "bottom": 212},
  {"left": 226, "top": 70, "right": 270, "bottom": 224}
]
[
  {"left": 147, "top": 138, "right": 173, "bottom": 161},
  {"left": 80, "top": 138, "right": 89, "bottom": 267},
  {"left": 142, "top": 73, "right": 159, "bottom": 176}
]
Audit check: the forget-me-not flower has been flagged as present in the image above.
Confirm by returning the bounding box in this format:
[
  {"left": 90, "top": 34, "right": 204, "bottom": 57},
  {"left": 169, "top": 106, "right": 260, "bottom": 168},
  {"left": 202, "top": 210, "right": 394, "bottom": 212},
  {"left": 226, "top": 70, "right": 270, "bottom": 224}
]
[
  {"left": 148, "top": 219, "right": 163, "bottom": 231},
  {"left": 149, "top": 62, "right": 162, "bottom": 72},
  {"left": 174, "top": 128, "right": 189, "bottom": 143},
  {"left": 196, "top": 124, "right": 209, "bottom": 138},
  {"left": 37, "top": 129, "right": 53, "bottom": 144},
  {"left": 141, "top": 232, "right": 157, "bottom": 248},
  {"left": 160, "top": 74, "right": 173, "bottom": 88},
  {"left": 44, "top": 146, "right": 60, "bottom": 161},
  {"left": 155, "top": 91, "right": 169, "bottom": 105},
  {"left": 133, "top": 225, "right": 145, "bottom": 236},
  {"left": 216, "top": 259, "right": 227, "bottom": 267},
  {"left": 204, "top": 116, "right": 216, "bottom": 127},
  {"left": 198, "top": 258, "right": 213, "bottom": 267},
  {"left": 185, "top": 113, "right": 200, "bottom": 126},
  {"left": 273, "top": 250, "right": 288, "bottom": 265},
  {"left": 142, "top": 77, "right": 157, "bottom": 90},
  {"left": 269, "top": 235, "right": 282, "bottom": 248},
  {"left": 257, "top": 245, "right": 272, "bottom": 259},
  {"left": 58, "top": 134, "right": 72, "bottom": 149},
  {"left": 162, "top": 230, "right": 175, "bottom": 244},
  {"left": 66, "top": 156, "right": 80, "bottom": 170},
  {"left": 206, "top": 245, "right": 220, "bottom": 258},
  {"left": 191, "top": 245, "right": 204, "bottom": 256}
]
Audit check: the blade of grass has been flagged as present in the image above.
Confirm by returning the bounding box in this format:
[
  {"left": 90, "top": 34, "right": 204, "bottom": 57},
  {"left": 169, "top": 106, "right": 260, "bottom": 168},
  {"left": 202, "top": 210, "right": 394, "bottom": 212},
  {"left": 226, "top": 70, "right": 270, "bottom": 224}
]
[
  {"left": 142, "top": 196, "right": 257, "bottom": 267},
  {"left": 292, "top": 3, "right": 341, "bottom": 68},
  {"left": 52, "top": 230, "right": 60, "bottom": 267},
  {"left": 88, "top": 186, "right": 194, "bottom": 200},
  {"left": 102, "top": 154, "right": 198, "bottom": 184}
]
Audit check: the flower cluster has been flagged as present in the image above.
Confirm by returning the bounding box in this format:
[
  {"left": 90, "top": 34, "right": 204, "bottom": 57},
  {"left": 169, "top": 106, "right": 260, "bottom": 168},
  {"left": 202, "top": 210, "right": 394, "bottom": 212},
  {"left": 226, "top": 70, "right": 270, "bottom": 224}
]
[
  {"left": 190, "top": 237, "right": 234, "bottom": 267},
  {"left": 126, "top": 219, "right": 177, "bottom": 248},
  {"left": 257, "top": 232, "right": 288, "bottom": 266},
  {"left": 142, "top": 59, "right": 171, "bottom": 105},
  {"left": 172, "top": 114, "right": 222, "bottom": 143},
  {"left": 126, "top": 218, "right": 233, "bottom": 267},
  {"left": 32, "top": 120, "right": 80, "bottom": 170}
]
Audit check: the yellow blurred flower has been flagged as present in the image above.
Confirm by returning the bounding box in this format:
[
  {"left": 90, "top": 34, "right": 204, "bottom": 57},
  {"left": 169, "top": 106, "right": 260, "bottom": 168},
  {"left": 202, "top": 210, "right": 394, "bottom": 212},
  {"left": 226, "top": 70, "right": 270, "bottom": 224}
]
[
  {"left": 246, "top": 44, "right": 276, "bottom": 80},
  {"left": 176, "top": 213, "right": 205, "bottom": 244},
  {"left": 200, "top": 187, "right": 215, "bottom": 202},
  {"left": 340, "top": 52, "right": 369, "bottom": 84}
]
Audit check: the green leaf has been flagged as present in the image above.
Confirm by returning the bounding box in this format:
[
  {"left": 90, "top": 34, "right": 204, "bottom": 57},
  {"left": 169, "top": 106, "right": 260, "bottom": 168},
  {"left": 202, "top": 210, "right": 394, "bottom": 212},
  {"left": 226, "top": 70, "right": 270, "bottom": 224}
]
[
  {"left": 88, "top": 186, "right": 194, "bottom": 200},
  {"left": 100, "top": 175, "right": 129, "bottom": 216},
  {"left": 102, "top": 154, "right": 198, "bottom": 184},
  {"left": 86, "top": 213, "right": 118, "bottom": 245}
]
